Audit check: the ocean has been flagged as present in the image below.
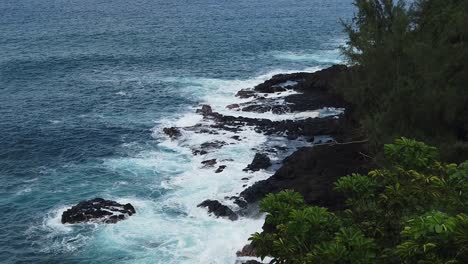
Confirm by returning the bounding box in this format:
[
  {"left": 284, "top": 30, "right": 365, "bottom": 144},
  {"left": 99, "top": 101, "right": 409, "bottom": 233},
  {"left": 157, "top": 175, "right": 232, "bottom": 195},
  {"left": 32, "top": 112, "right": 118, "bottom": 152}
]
[{"left": 0, "top": 0, "right": 354, "bottom": 263}]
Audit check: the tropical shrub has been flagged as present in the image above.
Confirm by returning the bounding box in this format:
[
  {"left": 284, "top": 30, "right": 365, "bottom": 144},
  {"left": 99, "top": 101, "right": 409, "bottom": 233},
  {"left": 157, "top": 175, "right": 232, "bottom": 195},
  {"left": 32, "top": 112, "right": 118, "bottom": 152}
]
[{"left": 250, "top": 138, "right": 468, "bottom": 263}]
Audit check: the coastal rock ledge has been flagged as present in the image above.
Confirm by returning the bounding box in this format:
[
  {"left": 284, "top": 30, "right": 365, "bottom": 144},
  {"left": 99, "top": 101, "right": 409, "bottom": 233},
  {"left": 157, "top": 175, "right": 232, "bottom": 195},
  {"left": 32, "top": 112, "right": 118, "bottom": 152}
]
[
  {"left": 61, "top": 198, "right": 136, "bottom": 224},
  {"left": 197, "top": 200, "right": 238, "bottom": 221}
]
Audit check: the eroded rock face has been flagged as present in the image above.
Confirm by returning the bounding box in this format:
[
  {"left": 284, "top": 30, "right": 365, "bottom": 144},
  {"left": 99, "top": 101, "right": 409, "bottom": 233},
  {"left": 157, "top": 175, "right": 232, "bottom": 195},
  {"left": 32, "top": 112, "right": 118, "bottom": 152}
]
[
  {"left": 244, "top": 153, "right": 271, "bottom": 172},
  {"left": 61, "top": 198, "right": 136, "bottom": 224},
  {"left": 197, "top": 200, "right": 238, "bottom": 220}
]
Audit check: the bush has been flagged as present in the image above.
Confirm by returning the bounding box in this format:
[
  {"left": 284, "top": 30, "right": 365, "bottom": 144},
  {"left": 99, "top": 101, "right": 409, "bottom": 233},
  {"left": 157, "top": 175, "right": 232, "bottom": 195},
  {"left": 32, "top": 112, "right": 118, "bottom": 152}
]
[{"left": 250, "top": 138, "right": 468, "bottom": 263}]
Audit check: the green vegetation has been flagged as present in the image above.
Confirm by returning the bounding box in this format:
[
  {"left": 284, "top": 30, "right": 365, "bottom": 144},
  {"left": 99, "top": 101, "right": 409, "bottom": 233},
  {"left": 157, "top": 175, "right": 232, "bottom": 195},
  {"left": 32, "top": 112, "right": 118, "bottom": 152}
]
[
  {"left": 336, "top": 0, "right": 468, "bottom": 161},
  {"left": 250, "top": 138, "right": 468, "bottom": 263}
]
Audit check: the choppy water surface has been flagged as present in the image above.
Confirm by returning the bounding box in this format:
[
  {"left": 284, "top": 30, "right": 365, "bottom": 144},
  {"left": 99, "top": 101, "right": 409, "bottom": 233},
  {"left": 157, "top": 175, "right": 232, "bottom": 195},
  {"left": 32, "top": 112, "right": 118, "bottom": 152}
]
[{"left": 0, "top": 0, "right": 353, "bottom": 263}]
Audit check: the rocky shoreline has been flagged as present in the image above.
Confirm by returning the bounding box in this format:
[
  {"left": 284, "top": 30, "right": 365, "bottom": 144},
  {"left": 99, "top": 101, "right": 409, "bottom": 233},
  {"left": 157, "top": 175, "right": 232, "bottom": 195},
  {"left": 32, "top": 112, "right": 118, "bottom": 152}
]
[
  {"left": 61, "top": 65, "right": 373, "bottom": 263},
  {"left": 166, "top": 65, "right": 373, "bottom": 263}
]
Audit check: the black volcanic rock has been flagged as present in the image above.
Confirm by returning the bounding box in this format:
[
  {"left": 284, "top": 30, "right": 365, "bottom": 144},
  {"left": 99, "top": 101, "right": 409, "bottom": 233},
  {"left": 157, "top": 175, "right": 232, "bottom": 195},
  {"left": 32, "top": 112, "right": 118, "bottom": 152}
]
[
  {"left": 226, "top": 103, "right": 240, "bottom": 109},
  {"left": 254, "top": 72, "right": 309, "bottom": 93},
  {"left": 196, "top": 104, "right": 213, "bottom": 117},
  {"left": 236, "top": 243, "right": 257, "bottom": 257},
  {"left": 192, "top": 141, "right": 227, "bottom": 155},
  {"left": 215, "top": 165, "right": 226, "bottom": 173},
  {"left": 242, "top": 261, "right": 262, "bottom": 264},
  {"left": 61, "top": 198, "right": 136, "bottom": 224},
  {"left": 201, "top": 159, "right": 217, "bottom": 167},
  {"left": 244, "top": 153, "right": 272, "bottom": 172},
  {"left": 240, "top": 143, "right": 372, "bottom": 210},
  {"left": 236, "top": 89, "right": 256, "bottom": 99},
  {"left": 294, "top": 65, "right": 348, "bottom": 93},
  {"left": 197, "top": 200, "right": 238, "bottom": 220},
  {"left": 163, "top": 127, "right": 182, "bottom": 139}
]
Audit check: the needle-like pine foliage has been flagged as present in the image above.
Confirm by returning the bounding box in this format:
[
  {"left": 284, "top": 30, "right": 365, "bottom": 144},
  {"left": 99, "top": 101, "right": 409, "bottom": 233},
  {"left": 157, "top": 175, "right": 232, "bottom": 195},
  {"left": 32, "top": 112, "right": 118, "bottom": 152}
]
[{"left": 337, "top": 0, "right": 468, "bottom": 161}]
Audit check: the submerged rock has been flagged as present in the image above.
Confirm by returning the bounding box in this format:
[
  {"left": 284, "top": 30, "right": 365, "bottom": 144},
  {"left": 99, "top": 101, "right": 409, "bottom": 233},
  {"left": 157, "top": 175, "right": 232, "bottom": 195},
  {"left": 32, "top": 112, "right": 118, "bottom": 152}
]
[
  {"left": 197, "top": 200, "right": 238, "bottom": 220},
  {"left": 244, "top": 153, "right": 271, "bottom": 172},
  {"left": 61, "top": 198, "right": 136, "bottom": 224}
]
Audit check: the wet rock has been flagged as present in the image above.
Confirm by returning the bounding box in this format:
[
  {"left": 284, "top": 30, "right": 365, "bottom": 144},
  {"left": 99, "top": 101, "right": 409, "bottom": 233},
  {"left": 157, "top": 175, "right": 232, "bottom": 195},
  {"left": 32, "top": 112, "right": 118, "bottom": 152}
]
[
  {"left": 242, "top": 261, "right": 262, "bottom": 264},
  {"left": 197, "top": 200, "right": 238, "bottom": 220},
  {"left": 61, "top": 198, "right": 136, "bottom": 224},
  {"left": 244, "top": 153, "right": 271, "bottom": 172},
  {"left": 215, "top": 165, "right": 226, "bottom": 173},
  {"left": 231, "top": 135, "right": 241, "bottom": 141},
  {"left": 236, "top": 89, "right": 256, "bottom": 99},
  {"left": 254, "top": 72, "right": 308, "bottom": 93},
  {"left": 201, "top": 159, "right": 217, "bottom": 167},
  {"left": 193, "top": 150, "right": 208, "bottom": 156},
  {"left": 241, "top": 105, "right": 270, "bottom": 113},
  {"left": 163, "top": 127, "right": 181, "bottom": 139},
  {"left": 226, "top": 103, "right": 240, "bottom": 109},
  {"left": 201, "top": 140, "right": 227, "bottom": 149},
  {"left": 196, "top": 104, "right": 213, "bottom": 117},
  {"left": 192, "top": 141, "right": 227, "bottom": 155},
  {"left": 236, "top": 243, "right": 257, "bottom": 257},
  {"left": 240, "top": 143, "right": 373, "bottom": 210}
]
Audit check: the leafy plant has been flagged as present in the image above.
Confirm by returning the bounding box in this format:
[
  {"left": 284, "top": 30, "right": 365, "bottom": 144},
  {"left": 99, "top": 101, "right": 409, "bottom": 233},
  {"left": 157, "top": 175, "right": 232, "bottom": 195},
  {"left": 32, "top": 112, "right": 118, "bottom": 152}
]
[{"left": 250, "top": 138, "right": 468, "bottom": 263}]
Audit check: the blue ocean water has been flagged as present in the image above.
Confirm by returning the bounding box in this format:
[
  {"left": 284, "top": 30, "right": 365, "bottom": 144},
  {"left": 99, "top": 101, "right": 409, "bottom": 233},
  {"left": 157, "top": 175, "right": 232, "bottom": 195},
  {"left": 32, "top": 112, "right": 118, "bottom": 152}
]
[{"left": 0, "top": 0, "right": 353, "bottom": 263}]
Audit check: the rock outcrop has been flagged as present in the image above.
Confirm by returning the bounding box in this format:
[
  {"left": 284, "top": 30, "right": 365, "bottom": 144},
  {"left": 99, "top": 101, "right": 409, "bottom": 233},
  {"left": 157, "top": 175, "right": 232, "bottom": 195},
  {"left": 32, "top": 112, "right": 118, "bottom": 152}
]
[
  {"left": 244, "top": 153, "right": 272, "bottom": 172},
  {"left": 163, "top": 127, "right": 182, "bottom": 139},
  {"left": 240, "top": 143, "right": 372, "bottom": 210},
  {"left": 61, "top": 198, "right": 136, "bottom": 224},
  {"left": 197, "top": 200, "right": 238, "bottom": 221}
]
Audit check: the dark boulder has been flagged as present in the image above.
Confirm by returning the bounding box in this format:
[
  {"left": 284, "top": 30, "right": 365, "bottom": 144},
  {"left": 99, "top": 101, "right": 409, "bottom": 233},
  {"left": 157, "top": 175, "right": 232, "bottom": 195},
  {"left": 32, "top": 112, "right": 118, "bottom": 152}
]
[
  {"left": 236, "top": 243, "right": 257, "bottom": 257},
  {"left": 254, "top": 72, "right": 309, "bottom": 93},
  {"left": 294, "top": 65, "right": 348, "bottom": 93},
  {"left": 236, "top": 89, "right": 256, "bottom": 99},
  {"left": 196, "top": 104, "right": 213, "bottom": 117},
  {"left": 201, "top": 159, "right": 217, "bottom": 167},
  {"left": 244, "top": 153, "right": 272, "bottom": 172},
  {"left": 215, "top": 165, "right": 226, "bottom": 173},
  {"left": 61, "top": 198, "right": 136, "bottom": 224},
  {"left": 163, "top": 127, "right": 182, "bottom": 139},
  {"left": 226, "top": 103, "right": 240, "bottom": 110},
  {"left": 240, "top": 143, "right": 373, "bottom": 210},
  {"left": 197, "top": 200, "right": 238, "bottom": 220},
  {"left": 192, "top": 141, "right": 227, "bottom": 155}
]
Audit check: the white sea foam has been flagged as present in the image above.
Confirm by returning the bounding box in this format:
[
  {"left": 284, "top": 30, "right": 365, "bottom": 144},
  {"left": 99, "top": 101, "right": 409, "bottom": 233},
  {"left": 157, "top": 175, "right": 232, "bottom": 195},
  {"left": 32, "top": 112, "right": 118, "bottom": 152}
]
[
  {"left": 39, "top": 66, "right": 336, "bottom": 263},
  {"left": 271, "top": 50, "right": 343, "bottom": 64}
]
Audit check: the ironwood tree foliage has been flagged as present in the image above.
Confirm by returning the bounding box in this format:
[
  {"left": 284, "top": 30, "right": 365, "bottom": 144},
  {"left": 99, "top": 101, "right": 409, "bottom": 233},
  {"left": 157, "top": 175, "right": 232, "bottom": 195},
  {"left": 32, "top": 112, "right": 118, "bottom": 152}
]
[
  {"left": 337, "top": 0, "right": 468, "bottom": 161},
  {"left": 250, "top": 138, "right": 468, "bottom": 263}
]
